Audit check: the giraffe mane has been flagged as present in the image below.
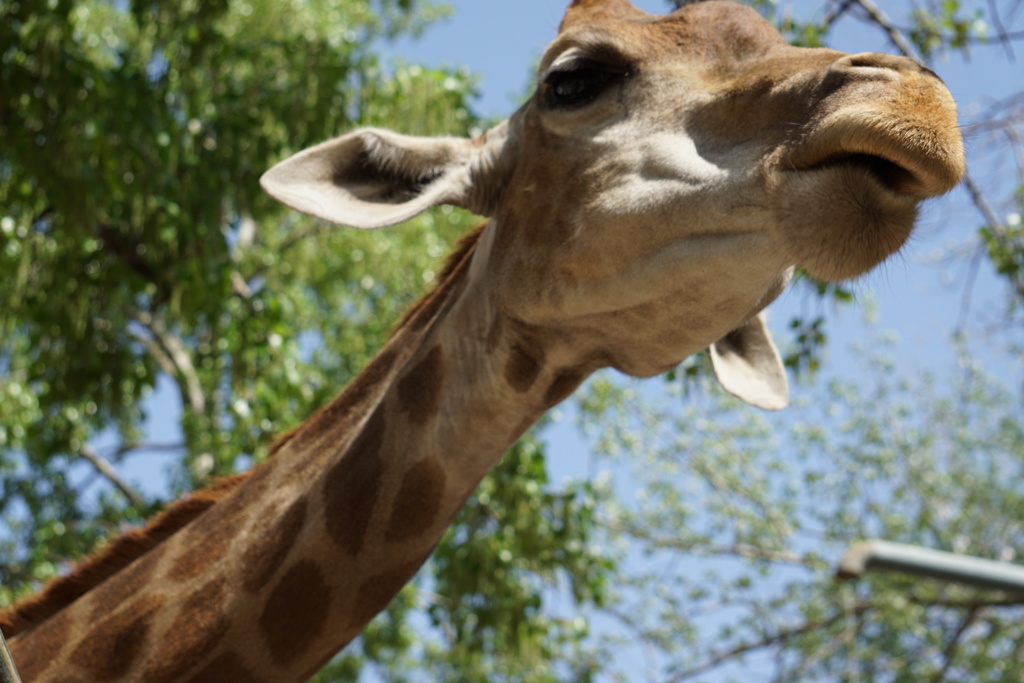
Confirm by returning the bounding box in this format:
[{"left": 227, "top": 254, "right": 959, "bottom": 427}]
[
  {"left": 0, "top": 222, "right": 486, "bottom": 641},
  {"left": 0, "top": 474, "right": 247, "bottom": 638}
]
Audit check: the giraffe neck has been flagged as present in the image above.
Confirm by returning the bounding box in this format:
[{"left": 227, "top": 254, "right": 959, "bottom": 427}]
[{"left": 10, "top": 222, "right": 598, "bottom": 682}]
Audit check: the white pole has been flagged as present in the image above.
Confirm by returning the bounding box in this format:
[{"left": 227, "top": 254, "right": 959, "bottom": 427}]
[{"left": 839, "top": 540, "right": 1024, "bottom": 593}]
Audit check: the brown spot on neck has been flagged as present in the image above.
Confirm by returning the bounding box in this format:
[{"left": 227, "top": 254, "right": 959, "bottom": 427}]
[
  {"left": 187, "top": 652, "right": 266, "bottom": 683},
  {"left": 241, "top": 497, "right": 309, "bottom": 593},
  {"left": 8, "top": 604, "right": 72, "bottom": 681},
  {"left": 505, "top": 342, "right": 544, "bottom": 393},
  {"left": 323, "top": 409, "right": 386, "bottom": 555},
  {"left": 397, "top": 346, "right": 445, "bottom": 425},
  {"left": 544, "top": 366, "right": 591, "bottom": 408},
  {"left": 386, "top": 458, "right": 447, "bottom": 543},
  {"left": 348, "top": 558, "right": 429, "bottom": 630},
  {"left": 146, "top": 578, "right": 231, "bottom": 683},
  {"left": 168, "top": 463, "right": 274, "bottom": 583},
  {"left": 88, "top": 537, "right": 168, "bottom": 623},
  {"left": 258, "top": 560, "right": 331, "bottom": 667},
  {"left": 72, "top": 593, "right": 165, "bottom": 680}
]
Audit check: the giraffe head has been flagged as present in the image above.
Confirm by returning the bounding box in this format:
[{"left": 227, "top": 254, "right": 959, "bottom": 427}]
[{"left": 262, "top": 0, "right": 964, "bottom": 408}]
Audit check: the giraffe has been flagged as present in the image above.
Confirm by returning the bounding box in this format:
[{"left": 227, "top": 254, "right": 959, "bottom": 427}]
[{"left": 1, "top": 0, "right": 964, "bottom": 680}]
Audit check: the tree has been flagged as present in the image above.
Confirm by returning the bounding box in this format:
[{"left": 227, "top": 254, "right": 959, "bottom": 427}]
[
  {"left": 579, "top": 343, "right": 1024, "bottom": 682},
  {"left": 0, "top": 1, "right": 610, "bottom": 678}
]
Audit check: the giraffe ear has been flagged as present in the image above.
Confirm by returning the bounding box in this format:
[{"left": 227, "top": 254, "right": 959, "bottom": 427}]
[
  {"left": 261, "top": 128, "right": 493, "bottom": 229},
  {"left": 709, "top": 313, "right": 789, "bottom": 410}
]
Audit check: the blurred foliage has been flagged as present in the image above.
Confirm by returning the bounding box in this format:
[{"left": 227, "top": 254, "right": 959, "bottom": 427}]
[
  {"left": 422, "top": 436, "right": 614, "bottom": 681},
  {"left": 579, "top": 340, "right": 1024, "bottom": 682},
  {"left": 981, "top": 192, "right": 1024, "bottom": 309},
  {"left": 0, "top": 0, "right": 613, "bottom": 679}
]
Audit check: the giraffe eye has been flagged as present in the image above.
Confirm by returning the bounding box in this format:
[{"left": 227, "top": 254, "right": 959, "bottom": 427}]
[{"left": 543, "top": 60, "right": 626, "bottom": 109}]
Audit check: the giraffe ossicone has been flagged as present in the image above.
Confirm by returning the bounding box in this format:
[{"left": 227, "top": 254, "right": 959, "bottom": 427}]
[{"left": 4, "top": 1, "right": 964, "bottom": 681}]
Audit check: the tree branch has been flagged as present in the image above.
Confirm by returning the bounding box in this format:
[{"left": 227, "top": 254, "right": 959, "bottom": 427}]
[
  {"left": 963, "top": 173, "right": 1011, "bottom": 239},
  {"left": 132, "top": 324, "right": 178, "bottom": 378},
  {"left": 851, "top": 0, "right": 920, "bottom": 59},
  {"left": 78, "top": 444, "right": 145, "bottom": 508},
  {"left": 930, "top": 605, "right": 981, "bottom": 683},
  {"left": 249, "top": 221, "right": 330, "bottom": 280},
  {"left": 603, "top": 605, "right": 662, "bottom": 683},
  {"left": 661, "top": 604, "right": 873, "bottom": 683},
  {"left": 599, "top": 517, "right": 816, "bottom": 567},
  {"left": 109, "top": 441, "right": 187, "bottom": 459},
  {"left": 989, "top": 0, "right": 1018, "bottom": 60},
  {"left": 820, "top": 0, "right": 856, "bottom": 34},
  {"left": 959, "top": 171, "right": 1024, "bottom": 310},
  {"left": 774, "top": 614, "right": 857, "bottom": 682},
  {"left": 131, "top": 311, "right": 207, "bottom": 415},
  {"left": 956, "top": 242, "right": 988, "bottom": 333},
  {"left": 1009, "top": 126, "right": 1024, "bottom": 187},
  {"left": 887, "top": 26, "right": 1024, "bottom": 46},
  {"left": 908, "top": 595, "right": 1024, "bottom": 609},
  {"left": 230, "top": 270, "right": 253, "bottom": 299},
  {"left": 851, "top": 2, "right": 1024, "bottom": 53}
]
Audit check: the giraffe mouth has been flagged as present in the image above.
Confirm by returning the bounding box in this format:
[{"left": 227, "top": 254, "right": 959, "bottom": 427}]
[
  {"left": 766, "top": 121, "right": 961, "bottom": 281},
  {"left": 783, "top": 118, "right": 964, "bottom": 201},
  {"left": 801, "top": 152, "right": 918, "bottom": 197}
]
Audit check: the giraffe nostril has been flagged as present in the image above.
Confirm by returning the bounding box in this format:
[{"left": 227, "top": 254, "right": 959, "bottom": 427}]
[
  {"left": 840, "top": 53, "right": 901, "bottom": 69},
  {"left": 835, "top": 52, "right": 940, "bottom": 80}
]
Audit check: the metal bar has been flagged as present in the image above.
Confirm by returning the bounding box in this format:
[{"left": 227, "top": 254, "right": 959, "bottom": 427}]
[
  {"left": 0, "top": 628, "right": 23, "bottom": 683},
  {"left": 838, "top": 540, "right": 1024, "bottom": 594}
]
